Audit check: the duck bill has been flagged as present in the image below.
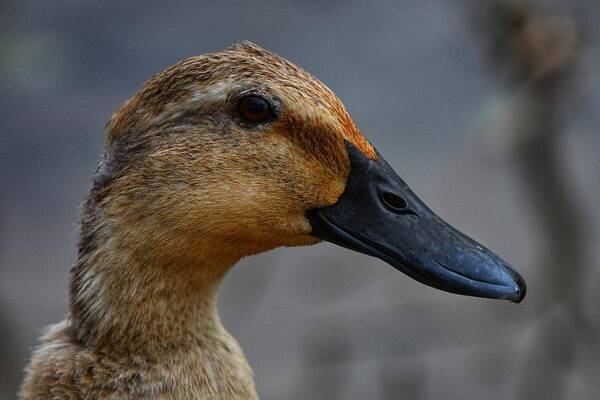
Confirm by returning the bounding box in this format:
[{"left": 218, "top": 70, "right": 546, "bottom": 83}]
[{"left": 307, "top": 141, "right": 526, "bottom": 303}]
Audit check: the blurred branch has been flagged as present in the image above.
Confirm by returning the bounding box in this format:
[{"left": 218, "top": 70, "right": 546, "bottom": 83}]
[{"left": 479, "top": 1, "right": 590, "bottom": 399}]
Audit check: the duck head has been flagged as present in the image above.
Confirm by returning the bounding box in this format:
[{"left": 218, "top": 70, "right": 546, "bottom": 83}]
[{"left": 104, "top": 42, "right": 525, "bottom": 302}]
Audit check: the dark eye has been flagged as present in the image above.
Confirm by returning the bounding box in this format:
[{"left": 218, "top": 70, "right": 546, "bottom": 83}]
[{"left": 237, "top": 95, "right": 275, "bottom": 123}]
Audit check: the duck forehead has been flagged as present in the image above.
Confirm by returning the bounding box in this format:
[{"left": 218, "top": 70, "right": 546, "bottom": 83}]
[
  {"left": 197, "top": 42, "right": 377, "bottom": 161},
  {"left": 277, "top": 85, "right": 377, "bottom": 162},
  {"left": 232, "top": 44, "right": 377, "bottom": 161},
  {"left": 108, "top": 42, "right": 377, "bottom": 161}
]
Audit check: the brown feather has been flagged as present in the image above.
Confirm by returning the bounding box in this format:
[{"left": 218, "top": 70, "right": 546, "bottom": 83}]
[{"left": 20, "top": 42, "right": 376, "bottom": 399}]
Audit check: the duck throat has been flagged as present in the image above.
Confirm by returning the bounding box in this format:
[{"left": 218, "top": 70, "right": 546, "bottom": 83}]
[{"left": 70, "top": 210, "right": 239, "bottom": 357}]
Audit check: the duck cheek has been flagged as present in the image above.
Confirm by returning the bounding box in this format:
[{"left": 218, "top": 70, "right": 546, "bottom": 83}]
[
  {"left": 319, "top": 178, "right": 347, "bottom": 208},
  {"left": 249, "top": 206, "right": 318, "bottom": 247},
  {"left": 287, "top": 212, "right": 321, "bottom": 245}
]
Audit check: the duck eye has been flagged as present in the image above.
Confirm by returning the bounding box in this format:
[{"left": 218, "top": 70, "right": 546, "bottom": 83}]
[{"left": 237, "top": 95, "right": 275, "bottom": 124}]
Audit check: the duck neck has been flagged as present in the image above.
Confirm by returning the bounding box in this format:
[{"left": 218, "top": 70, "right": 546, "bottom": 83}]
[{"left": 70, "top": 219, "right": 241, "bottom": 358}]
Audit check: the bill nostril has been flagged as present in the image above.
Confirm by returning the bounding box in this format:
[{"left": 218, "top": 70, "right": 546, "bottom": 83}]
[{"left": 381, "top": 191, "right": 408, "bottom": 212}]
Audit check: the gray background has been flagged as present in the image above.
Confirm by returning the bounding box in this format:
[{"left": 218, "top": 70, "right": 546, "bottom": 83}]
[{"left": 1, "top": 1, "right": 599, "bottom": 399}]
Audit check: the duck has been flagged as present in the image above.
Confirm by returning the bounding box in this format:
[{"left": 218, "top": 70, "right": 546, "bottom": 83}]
[{"left": 20, "top": 42, "right": 526, "bottom": 400}]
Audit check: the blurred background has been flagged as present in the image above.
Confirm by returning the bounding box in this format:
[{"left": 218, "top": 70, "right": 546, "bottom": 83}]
[{"left": 1, "top": 0, "right": 599, "bottom": 399}]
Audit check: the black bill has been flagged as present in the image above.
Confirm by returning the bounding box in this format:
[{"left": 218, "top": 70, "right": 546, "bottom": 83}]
[{"left": 307, "top": 141, "right": 526, "bottom": 303}]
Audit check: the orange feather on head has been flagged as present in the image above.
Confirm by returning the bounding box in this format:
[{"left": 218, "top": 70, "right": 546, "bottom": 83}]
[{"left": 107, "top": 41, "right": 377, "bottom": 161}]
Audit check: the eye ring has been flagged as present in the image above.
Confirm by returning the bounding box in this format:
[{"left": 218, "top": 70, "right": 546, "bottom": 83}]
[{"left": 237, "top": 95, "right": 276, "bottom": 124}]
